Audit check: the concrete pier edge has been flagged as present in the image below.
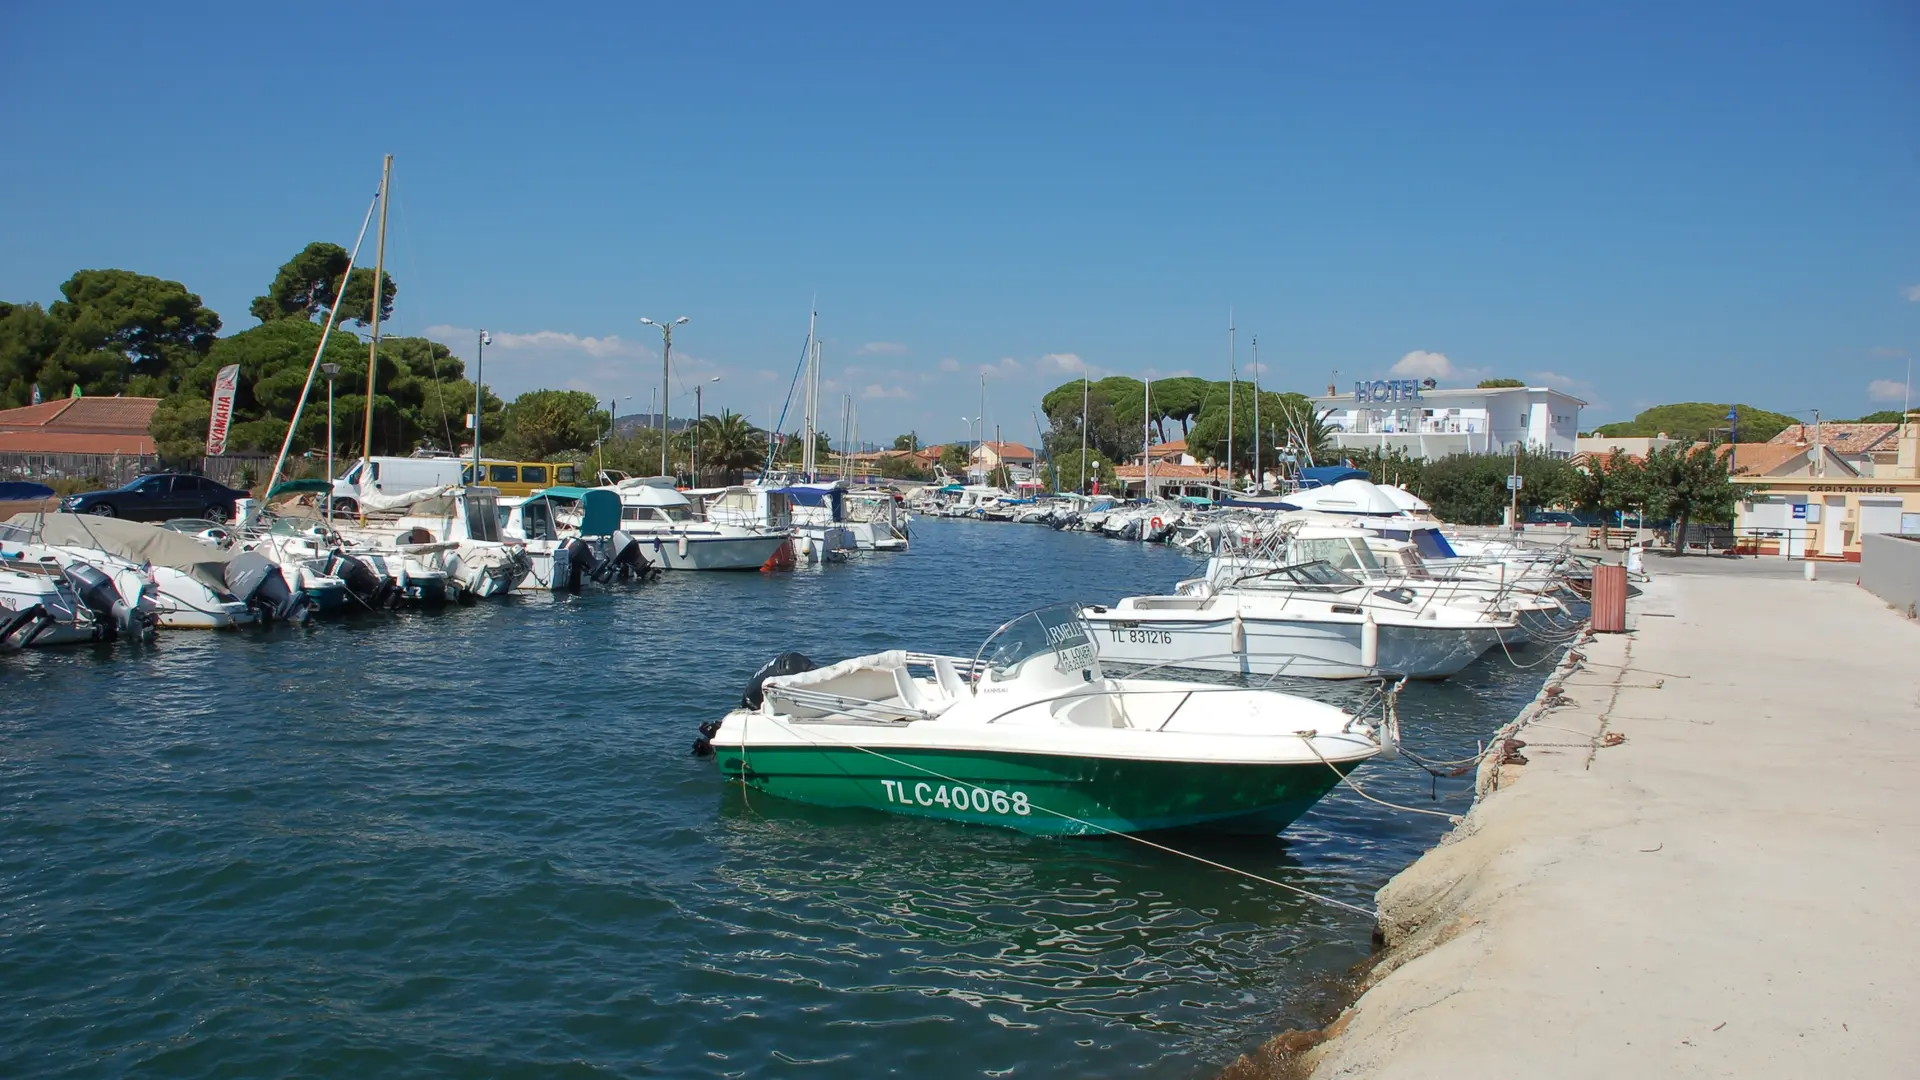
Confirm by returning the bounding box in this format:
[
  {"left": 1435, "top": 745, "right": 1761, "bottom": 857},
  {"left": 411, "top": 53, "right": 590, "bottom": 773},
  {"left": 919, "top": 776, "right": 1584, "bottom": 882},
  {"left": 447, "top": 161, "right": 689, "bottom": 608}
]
[{"left": 1217, "top": 623, "right": 1598, "bottom": 1079}]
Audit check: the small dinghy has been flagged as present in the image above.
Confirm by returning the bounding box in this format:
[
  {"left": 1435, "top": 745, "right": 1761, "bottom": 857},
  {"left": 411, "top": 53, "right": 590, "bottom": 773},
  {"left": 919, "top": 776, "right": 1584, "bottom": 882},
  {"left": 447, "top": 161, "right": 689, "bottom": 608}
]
[{"left": 702, "top": 603, "right": 1392, "bottom": 836}]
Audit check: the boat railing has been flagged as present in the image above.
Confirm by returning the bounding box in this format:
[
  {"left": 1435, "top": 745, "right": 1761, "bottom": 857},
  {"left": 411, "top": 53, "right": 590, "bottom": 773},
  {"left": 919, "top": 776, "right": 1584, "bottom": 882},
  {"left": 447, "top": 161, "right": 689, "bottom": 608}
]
[
  {"left": 765, "top": 685, "right": 935, "bottom": 725},
  {"left": 972, "top": 677, "right": 1395, "bottom": 749}
]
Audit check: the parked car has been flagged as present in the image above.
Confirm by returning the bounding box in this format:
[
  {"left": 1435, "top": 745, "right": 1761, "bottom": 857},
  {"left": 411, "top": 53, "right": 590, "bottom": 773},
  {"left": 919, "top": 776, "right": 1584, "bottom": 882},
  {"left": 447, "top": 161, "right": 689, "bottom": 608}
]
[
  {"left": 59, "top": 473, "right": 249, "bottom": 522},
  {"left": 1524, "top": 510, "right": 1583, "bottom": 527}
]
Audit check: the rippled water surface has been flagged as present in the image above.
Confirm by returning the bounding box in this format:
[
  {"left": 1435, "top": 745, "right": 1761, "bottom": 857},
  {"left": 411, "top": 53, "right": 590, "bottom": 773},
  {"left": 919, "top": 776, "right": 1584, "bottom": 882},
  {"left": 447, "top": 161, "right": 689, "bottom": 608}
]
[{"left": 2, "top": 520, "right": 1564, "bottom": 1078}]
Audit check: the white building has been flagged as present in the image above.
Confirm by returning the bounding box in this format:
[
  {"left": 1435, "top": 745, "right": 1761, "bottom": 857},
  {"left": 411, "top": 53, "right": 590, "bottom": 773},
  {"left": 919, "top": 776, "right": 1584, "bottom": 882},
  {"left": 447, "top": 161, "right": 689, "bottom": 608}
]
[{"left": 1311, "top": 381, "right": 1586, "bottom": 460}]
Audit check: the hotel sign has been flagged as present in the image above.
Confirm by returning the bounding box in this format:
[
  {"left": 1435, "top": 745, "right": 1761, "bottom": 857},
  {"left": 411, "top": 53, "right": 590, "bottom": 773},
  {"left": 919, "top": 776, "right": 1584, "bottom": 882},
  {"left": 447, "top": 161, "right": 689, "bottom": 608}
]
[{"left": 1353, "top": 379, "right": 1425, "bottom": 404}]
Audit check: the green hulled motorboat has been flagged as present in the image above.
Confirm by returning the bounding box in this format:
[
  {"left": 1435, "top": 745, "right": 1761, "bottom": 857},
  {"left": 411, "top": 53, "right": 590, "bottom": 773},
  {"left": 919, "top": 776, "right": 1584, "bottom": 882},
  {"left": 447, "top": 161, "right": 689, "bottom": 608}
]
[{"left": 703, "top": 604, "right": 1391, "bottom": 836}]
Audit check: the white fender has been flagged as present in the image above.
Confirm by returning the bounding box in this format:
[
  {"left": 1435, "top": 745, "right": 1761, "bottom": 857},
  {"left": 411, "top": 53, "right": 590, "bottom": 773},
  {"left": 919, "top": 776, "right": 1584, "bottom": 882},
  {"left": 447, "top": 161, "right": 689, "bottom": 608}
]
[{"left": 1360, "top": 612, "right": 1379, "bottom": 670}]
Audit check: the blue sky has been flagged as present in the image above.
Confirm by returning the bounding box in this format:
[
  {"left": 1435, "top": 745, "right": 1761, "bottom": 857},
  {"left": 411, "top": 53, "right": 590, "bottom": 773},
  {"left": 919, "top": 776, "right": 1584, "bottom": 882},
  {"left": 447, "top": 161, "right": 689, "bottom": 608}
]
[{"left": 3, "top": 2, "right": 1915, "bottom": 440}]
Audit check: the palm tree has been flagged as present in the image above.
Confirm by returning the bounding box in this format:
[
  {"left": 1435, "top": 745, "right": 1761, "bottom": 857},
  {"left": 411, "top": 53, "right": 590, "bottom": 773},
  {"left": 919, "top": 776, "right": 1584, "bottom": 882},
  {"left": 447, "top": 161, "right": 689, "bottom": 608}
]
[
  {"left": 1275, "top": 399, "right": 1337, "bottom": 467},
  {"left": 696, "top": 410, "right": 768, "bottom": 483}
]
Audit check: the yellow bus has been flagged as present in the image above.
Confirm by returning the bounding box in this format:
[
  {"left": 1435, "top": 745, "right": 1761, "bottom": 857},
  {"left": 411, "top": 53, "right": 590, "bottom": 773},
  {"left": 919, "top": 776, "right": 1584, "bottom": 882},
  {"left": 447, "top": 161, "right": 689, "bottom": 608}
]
[{"left": 460, "top": 459, "right": 580, "bottom": 498}]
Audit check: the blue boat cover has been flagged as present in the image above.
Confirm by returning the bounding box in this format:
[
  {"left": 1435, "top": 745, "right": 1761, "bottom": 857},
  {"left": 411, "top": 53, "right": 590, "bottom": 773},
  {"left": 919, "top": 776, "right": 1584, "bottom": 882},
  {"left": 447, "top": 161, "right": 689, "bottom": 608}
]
[
  {"left": 773, "top": 486, "right": 845, "bottom": 514},
  {"left": 527, "top": 486, "right": 621, "bottom": 536},
  {"left": 1299, "top": 466, "right": 1369, "bottom": 488}
]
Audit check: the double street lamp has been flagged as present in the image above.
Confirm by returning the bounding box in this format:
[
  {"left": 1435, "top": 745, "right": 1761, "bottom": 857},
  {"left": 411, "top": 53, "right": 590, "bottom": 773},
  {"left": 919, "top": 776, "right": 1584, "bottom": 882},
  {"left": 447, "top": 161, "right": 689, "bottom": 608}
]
[{"left": 640, "top": 316, "right": 690, "bottom": 477}]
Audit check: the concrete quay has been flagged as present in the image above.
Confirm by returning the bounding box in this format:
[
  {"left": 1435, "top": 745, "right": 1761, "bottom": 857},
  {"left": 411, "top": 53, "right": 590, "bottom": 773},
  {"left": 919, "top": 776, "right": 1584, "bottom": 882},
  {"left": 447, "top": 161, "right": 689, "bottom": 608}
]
[{"left": 1235, "top": 560, "right": 1920, "bottom": 1078}]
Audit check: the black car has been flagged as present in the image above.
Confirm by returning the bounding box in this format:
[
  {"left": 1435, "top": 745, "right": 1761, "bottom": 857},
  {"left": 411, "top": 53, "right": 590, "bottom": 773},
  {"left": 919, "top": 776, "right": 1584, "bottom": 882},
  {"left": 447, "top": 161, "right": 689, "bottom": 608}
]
[{"left": 60, "top": 473, "right": 248, "bottom": 522}]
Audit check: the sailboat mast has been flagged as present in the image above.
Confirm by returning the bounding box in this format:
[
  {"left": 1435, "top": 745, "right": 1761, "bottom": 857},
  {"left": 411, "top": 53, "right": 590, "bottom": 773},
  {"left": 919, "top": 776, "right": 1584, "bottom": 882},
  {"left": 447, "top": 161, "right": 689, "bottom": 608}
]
[
  {"left": 360, "top": 154, "right": 392, "bottom": 472},
  {"left": 1225, "top": 309, "right": 1235, "bottom": 494},
  {"left": 1143, "top": 376, "right": 1152, "bottom": 502},
  {"left": 1251, "top": 335, "right": 1261, "bottom": 492},
  {"left": 1079, "top": 372, "right": 1089, "bottom": 493},
  {"left": 801, "top": 311, "right": 818, "bottom": 480}
]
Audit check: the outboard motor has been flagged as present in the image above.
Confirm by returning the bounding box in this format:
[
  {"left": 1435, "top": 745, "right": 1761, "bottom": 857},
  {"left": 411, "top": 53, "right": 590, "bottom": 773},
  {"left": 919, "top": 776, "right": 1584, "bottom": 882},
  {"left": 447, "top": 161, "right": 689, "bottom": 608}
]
[
  {"left": 61, "top": 562, "right": 137, "bottom": 641},
  {"left": 604, "top": 531, "right": 655, "bottom": 582},
  {"left": 701, "top": 651, "right": 817, "bottom": 756},
  {"left": 561, "top": 538, "right": 597, "bottom": 592},
  {"left": 740, "top": 652, "right": 816, "bottom": 710},
  {"left": 225, "top": 552, "right": 312, "bottom": 624},
  {"left": 323, "top": 551, "right": 390, "bottom": 609}
]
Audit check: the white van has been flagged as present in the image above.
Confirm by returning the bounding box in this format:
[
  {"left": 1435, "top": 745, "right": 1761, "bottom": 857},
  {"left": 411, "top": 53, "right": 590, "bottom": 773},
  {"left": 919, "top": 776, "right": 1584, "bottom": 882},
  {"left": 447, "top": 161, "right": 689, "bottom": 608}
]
[{"left": 331, "top": 456, "right": 469, "bottom": 513}]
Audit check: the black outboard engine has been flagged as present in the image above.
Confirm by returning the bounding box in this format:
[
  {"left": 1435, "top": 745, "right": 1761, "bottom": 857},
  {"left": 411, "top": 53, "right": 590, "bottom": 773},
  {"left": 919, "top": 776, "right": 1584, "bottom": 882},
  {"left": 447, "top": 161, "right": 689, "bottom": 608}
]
[
  {"left": 699, "top": 652, "right": 817, "bottom": 756},
  {"left": 61, "top": 562, "right": 138, "bottom": 641},
  {"left": 323, "top": 551, "right": 391, "bottom": 609},
  {"left": 561, "top": 538, "right": 597, "bottom": 592},
  {"left": 603, "top": 531, "right": 655, "bottom": 583},
  {"left": 741, "top": 652, "right": 816, "bottom": 709},
  {"left": 225, "top": 552, "right": 312, "bottom": 625}
]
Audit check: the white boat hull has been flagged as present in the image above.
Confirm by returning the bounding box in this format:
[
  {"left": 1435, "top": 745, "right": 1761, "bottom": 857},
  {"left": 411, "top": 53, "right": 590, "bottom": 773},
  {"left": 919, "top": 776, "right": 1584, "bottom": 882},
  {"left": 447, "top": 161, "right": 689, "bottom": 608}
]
[
  {"left": 1084, "top": 610, "right": 1502, "bottom": 679},
  {"left": 627, "top": 531, "right": 788, "bottom": 571}
]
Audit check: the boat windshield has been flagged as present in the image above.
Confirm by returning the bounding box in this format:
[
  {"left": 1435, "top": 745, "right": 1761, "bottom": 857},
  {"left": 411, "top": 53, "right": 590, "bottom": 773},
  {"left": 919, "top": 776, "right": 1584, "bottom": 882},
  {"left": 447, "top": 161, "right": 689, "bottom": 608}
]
[
  {"left": 1236, "top": 560, "right": 1363, "bottom": 591},
  {"left": 970, "top": 603, "right": 1100, "bottom": 688},
  {"left": 1290, "top": 536, "right": 1381, "bottom": 573}
]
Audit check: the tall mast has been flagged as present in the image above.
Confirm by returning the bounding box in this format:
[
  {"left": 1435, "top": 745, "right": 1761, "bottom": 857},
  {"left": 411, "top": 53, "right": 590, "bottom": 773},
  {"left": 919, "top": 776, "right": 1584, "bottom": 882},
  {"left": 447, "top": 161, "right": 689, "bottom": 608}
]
[
  {"left": 1143, "top": 376, "right": 1152, "bottom": 502},
  {"left": 1225, "top": 308, "right": 1236, "bottom": 493},
  {"left": 1079, "top": 372, "right": 1089, "bottom": 493},
  {"left": 1251, "top": 335, "right": 1261, "bottom": 491},
  {"left": 359, "top": 154, "right": 392, "bottom": 473},
  {"left": 801, "top": 310, "right": 818, "bottom": 479}
]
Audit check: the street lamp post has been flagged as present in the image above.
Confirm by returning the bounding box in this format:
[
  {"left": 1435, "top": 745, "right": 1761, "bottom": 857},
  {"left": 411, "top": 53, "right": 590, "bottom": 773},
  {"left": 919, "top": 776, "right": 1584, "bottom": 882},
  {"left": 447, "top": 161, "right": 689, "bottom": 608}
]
[
  {"left": 640, "top": 316, "right": 690, "bottom": 477},
  {"left": 960, "top": 415, "right": 979, "bottom": 480},
  {"left": 473, "top": 330, "right": 491, "bottom": 476},
  {"left": 693, "top": 376, "right": 721, "bottom": 482},
  {"left": 320, "top": 362, "right": 340, "bottom": 526}
]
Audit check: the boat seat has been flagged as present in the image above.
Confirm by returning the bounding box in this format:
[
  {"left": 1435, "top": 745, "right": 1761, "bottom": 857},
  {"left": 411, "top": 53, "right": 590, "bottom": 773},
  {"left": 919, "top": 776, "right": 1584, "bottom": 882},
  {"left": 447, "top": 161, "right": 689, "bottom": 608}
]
[{"left": 931, "top": 656, "right": 968, "bottom": 699}]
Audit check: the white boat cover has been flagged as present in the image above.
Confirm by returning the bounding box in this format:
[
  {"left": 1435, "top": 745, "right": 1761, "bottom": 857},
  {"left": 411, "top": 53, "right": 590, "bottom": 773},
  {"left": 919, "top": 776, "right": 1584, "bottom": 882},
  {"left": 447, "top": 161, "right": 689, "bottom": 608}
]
[
  {"left": 5, "top": 512, "right": 231, "bottom": 592},
  {"left": 1377, "top": 484, "right": 1430, "bottom": 513},
  {"left": 1281, "top": 479, "right": 1405, "bottom": 516},
  {"left": 357, "top": 483, "right": 456, "bottom": 513}
]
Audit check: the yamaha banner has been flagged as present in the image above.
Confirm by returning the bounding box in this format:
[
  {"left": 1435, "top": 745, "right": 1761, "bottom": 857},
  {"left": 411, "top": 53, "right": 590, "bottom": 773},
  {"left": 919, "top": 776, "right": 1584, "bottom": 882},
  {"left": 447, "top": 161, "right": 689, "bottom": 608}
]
[{"left": 206, "top": 364, "right": 241, "bottom": 455}]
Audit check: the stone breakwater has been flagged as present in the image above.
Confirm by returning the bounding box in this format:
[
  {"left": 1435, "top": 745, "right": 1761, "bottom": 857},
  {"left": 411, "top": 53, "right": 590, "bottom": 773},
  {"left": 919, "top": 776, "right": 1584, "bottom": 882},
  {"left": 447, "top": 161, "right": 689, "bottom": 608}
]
[{"left": 1223, "top": 564, "right": 1920, "bottom": 1080}]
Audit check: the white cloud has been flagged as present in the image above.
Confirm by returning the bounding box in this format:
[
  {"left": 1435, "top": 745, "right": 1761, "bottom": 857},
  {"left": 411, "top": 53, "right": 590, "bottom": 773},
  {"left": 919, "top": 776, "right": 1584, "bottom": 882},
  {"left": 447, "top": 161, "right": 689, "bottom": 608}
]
[
  {"left": 426, "top": 325, "right": 646, "bottom": 359},
  {"left": 422, "top": 323, "right": 657, "bottom": 399},
  {"left": 980, "top": 357, "right": 1021, "bottom": 379},
  {"left": 862, "top": 383, "right": 911, "bottom": 400},
  {"left": 1869, "top": 379, "right": 1910, "bottom": 402},
  {"left": 1036, "top": 352, "right": 1090, "bottom": 376},
  {"left": 1390, "top": 350, "right": 1456, "bottom": 379},
  {"left": 856, "top": 341, "right": 909, "bottom": 356},
  {"left": 937, "top": 357, "right": 962, "bottom": 373},
  {"left": 1903, "top": 285, "right": 1920, "bottom": 302},
  {"left": 1870, "top": 346, "right": 1905, "bottom": 358}
]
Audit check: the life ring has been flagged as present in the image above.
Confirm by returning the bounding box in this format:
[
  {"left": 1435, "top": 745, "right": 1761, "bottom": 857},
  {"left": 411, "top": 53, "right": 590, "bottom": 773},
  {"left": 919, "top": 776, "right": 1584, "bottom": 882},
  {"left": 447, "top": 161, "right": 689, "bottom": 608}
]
[{"left": 1149, "top": 516, "right": 1164, "bottom": 530}]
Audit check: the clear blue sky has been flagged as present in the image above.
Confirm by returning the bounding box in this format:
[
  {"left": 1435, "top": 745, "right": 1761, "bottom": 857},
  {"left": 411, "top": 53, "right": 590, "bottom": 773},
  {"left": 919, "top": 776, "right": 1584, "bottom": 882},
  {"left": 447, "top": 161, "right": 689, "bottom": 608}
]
[{"left": 3, "top": 1, "right": 1915, "bottom": 440}]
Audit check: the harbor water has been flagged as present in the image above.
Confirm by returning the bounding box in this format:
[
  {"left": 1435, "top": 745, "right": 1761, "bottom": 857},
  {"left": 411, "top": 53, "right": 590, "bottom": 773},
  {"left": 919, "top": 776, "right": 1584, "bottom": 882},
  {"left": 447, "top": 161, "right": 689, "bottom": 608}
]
[{"left": 2, "top": 520, "right": 1563, "bottom": 1079}]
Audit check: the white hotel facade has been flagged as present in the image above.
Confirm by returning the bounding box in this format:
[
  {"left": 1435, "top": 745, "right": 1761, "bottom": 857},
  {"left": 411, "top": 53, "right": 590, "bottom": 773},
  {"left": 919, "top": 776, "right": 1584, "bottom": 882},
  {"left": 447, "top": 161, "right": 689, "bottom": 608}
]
[{"left": 1310, "top": 380, "right": 1586, "bottom": 461}]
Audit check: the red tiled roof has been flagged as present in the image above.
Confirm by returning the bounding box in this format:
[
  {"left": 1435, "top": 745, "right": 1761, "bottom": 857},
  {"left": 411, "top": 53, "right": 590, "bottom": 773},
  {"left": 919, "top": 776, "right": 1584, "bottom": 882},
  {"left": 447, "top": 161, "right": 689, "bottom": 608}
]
[
  {"left": 0, "top": 396, "right": 160, "bottom": 436},
  {"left": 1114, "top": 463, "right": 1219, "bottom": 480},
  {"left": 1767, "top": 423, "right": 1899, "bottom": 456},
  {"left": 973, "top": 441, "right": 1035, "bottom": 461},
  {"left": 0, "top": 430, "right": 157, "bottom": 454}
]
